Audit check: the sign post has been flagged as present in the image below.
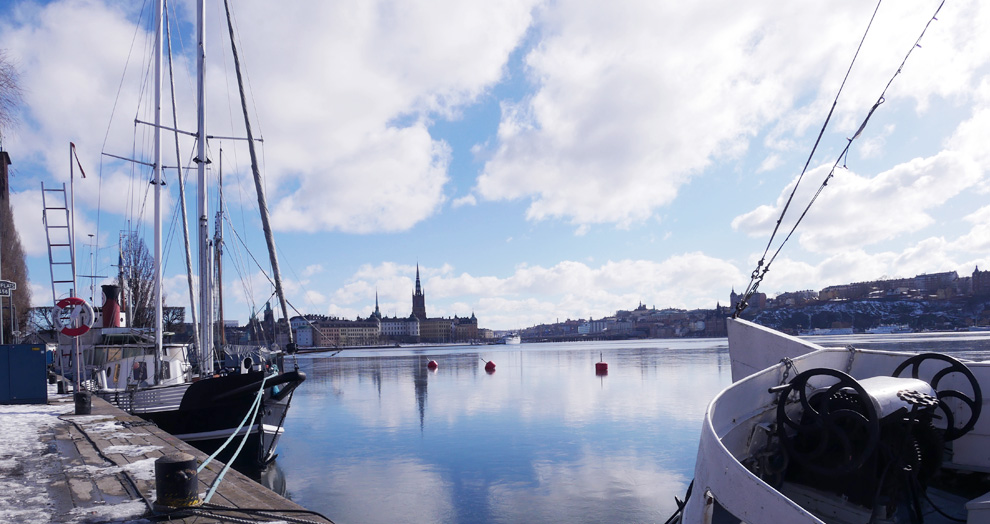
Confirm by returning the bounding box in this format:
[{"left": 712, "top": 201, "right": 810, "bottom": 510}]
[{"left": 0, "top": 280, "right": 13, "bottom": 344}]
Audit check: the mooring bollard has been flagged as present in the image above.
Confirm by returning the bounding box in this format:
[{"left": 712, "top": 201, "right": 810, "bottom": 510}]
[
  {"left": 73, "top": 391, "right": 92, "bottom": 415},
  {"left": 155, "top": 452, "right": 201, "bottom": 508}
]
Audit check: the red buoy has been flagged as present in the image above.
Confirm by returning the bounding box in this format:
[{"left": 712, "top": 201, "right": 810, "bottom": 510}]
[
  {"left": 427, "top": 360, "right": 438, "bottom": 370},
  {"left": 595, "top": 362, "right": 608, "bottom": 375},
  {"left": 484, "top": 360, "right": 496, "bottom": 373}
]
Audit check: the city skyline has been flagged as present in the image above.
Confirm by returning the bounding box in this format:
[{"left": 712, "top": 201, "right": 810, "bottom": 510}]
[{"left": 2, "top": 0, "right": 989, "bottom": 330}]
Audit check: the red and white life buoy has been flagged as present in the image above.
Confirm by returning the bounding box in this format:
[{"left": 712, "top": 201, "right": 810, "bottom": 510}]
[{"left": 53, "top": 297, "right": 95, "bottom": 337}]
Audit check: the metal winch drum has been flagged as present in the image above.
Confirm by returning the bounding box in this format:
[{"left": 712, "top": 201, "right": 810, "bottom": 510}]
[{"left": 769, "top": 353, "right": 982, "bottom": 513}]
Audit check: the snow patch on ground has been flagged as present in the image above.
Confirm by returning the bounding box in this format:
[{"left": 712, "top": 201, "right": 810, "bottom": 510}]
[
  {"left": 66, "top": 457, "right": 159, "bottom": 483},
  {"left": 0, "top": 403, "right": 72, "bottom": 523},
  {"left": 104, "top": 444, "right": 163, "bottom": 457},
  {"left": 68, "top": 499, "right": 149, "bottom": 523}
]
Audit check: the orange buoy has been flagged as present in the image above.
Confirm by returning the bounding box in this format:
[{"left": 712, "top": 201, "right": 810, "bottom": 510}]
[
  {"left": 484, "top": 360, "right": 496, "bottom": 373},
  {"left": 427, "top": 360, "right": 438, "bottom": 370}
]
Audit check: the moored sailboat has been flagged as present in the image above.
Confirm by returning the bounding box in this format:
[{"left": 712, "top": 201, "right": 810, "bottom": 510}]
[{"left": 50, "top": 0, "right": 305, "bottom": 469}]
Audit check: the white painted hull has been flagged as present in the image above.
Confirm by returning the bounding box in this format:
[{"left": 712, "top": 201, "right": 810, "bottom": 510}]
[{"left": 682, "top": 318, "right": 990, "bottom": 523}]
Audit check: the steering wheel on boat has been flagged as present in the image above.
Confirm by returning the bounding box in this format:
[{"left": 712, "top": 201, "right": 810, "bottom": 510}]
[
  {"left": 892, "top": 353, "right": 982, "bottom": 441},
  {"left": 776, "top": 368, "right": 880, "bottom": 476}
]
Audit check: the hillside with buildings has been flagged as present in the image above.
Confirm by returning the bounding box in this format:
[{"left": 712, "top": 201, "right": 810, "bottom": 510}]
[{"left": 515, "top": 267, "right": 990, "bottom": 342}]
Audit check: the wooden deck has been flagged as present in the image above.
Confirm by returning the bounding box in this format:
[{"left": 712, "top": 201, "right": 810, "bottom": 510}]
[{"left": 47, "top": 394, "right": 333, "bottom": 523}]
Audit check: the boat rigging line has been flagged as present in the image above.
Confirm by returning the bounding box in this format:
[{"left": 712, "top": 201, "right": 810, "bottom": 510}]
[
  {"left": 733, "top": 0, "right": 945, "bottom": 318},
  {"left": 221, "top": 0, "right": 294, "bottom": 351}
]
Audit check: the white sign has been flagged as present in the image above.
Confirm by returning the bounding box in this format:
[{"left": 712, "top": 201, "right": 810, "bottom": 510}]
[{"left": 0, "top": 280, "right": 15, "bottom": 297}]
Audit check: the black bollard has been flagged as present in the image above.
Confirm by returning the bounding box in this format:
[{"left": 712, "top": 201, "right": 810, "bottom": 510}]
[
  {"left": 155, "top": 452, "right": 201, "bottom": 508},
  {"left": 73, "top": 391, "right": 92, "bottom": 415}
]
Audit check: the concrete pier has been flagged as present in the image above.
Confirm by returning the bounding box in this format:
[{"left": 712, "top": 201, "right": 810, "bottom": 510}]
[{"left": 1, "top": 391, "right": 331, "bottom": 523}]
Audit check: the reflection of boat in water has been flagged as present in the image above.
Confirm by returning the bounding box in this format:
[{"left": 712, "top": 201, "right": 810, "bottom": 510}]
[
  {"left": 499, "top": 334, "right": 522, "bottom": 345},
  {"left": 51, "top": 0, "right": 305, "bottom": 469},
  {"left": 681, "top": 318, "right": 988, "bottom": 523}
]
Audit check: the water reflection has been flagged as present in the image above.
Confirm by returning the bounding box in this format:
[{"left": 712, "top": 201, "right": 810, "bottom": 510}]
[
  {"left": 276, "top": 340, "right": 731, "bottom": 523},
  {"left": 273, "top": 334, "right": 990, "bottom": 522},
  {"left": 256, "top": 461, "right": 288, "bottom": 497}
]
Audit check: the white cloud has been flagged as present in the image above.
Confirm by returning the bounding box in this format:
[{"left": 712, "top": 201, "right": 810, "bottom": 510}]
[
  {"left": 732, "top": 152, "right": 983, "bottom": 253},
  {"left": 2, "top": 0, "right": 540, "bottom": 235},
  {"left": 757, "top": 154, "right": 783, "bottom": 173},
  {"left": 476, "top": 1, "right": 990, "bottom": 227},
  {"left": 211, "top": 0, "right": 539, "bottom": 233},
  {"left": 451, "top": 194, "right": 477, "bottom": 208}
]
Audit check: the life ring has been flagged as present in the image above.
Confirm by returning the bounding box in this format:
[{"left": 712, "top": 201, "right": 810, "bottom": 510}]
[{"left": 53, "top": 297, "right": 95, "bottom": 337}]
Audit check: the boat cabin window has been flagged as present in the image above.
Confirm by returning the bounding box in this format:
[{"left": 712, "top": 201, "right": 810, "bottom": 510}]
[
  {"left": 161, "top": 361, "right": 171, "bottom": 380},
  {"left": 113, "top": 363, "right": 121, "bottom": 384},
  {"left": 92, "top": 347, "right": 108, "bottom": 366}
]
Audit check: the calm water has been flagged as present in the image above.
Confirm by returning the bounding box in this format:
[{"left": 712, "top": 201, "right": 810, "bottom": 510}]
[{"left": 270, "top": 333, "right": 990, "bottom": 524}]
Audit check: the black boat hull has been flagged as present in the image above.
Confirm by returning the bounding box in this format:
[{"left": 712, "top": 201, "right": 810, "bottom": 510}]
[{"left": 98, "top": 370, "right": 305, "bottom": 468}]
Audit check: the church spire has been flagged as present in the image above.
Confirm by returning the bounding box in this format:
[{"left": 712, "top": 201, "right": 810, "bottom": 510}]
[
  {"left": 373, "top": 289, "right": 382, "bottom": 319},
  {"left": 412, "top": 262, "right": 426, "bottom": 320}
]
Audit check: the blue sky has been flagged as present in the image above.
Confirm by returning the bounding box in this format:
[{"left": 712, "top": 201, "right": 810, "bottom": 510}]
[{"left": 2, "top": 0, "right": 989, "bottom": 330}]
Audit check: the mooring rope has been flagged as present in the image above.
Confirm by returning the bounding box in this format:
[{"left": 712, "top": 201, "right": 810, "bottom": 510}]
[
  {"left": 200, "top": 373, "right": 269, "bottom": 503},
  {"left": 196, "top": 373, "right": 268, "bottom": 474}
]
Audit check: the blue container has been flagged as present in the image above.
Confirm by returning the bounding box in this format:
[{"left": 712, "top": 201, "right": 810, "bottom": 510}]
[{"left": 1, "top": 344, "right": 49, "bottom": 404}]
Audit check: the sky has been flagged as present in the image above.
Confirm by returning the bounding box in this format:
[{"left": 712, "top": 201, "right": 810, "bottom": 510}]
[{"left": 1, "top": 0, "right": 989, "bottom": 330}]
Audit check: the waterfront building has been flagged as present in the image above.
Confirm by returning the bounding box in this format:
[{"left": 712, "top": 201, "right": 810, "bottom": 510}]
[{"left": 381, "top": 315, "right": 420, "bottom": 342}]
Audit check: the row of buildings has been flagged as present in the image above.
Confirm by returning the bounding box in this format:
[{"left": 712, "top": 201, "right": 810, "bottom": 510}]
[
  {"left": 283, "top": 265, "right": 491, "bottom": 347},
  {"left": 520, "top": 302, "right": 730, "bottom": 341},
  {"left": 730, "top": 267, "right": 990, "bottom": 310},
  {"left": 516, "top": 268, "right": 990, "bottom": 342},
  {"left": 245, "top": 268, "right": 990, "bottom": 347}
]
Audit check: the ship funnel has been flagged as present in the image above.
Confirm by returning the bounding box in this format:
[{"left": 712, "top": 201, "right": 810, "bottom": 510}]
[{"left": 102, "top": 284, "right": 122, "bottom": 327}]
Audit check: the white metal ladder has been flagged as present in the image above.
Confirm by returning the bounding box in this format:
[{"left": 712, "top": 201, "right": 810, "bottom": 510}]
[{"left": 41, "top": 182, "right": 76, "bottom": 303}]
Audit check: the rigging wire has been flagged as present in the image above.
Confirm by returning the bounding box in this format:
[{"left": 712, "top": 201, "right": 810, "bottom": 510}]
[
  {"left": 734, "top": 0, "right": 945, "bottom": 318},
  {"left": 97, "top": 0, "right": 153, "bottom": 254}
]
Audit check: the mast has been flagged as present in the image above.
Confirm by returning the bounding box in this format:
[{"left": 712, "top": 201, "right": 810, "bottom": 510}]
[
  {"left": 195, "top": 0, "right": 214, "bottom": 374},
  {"left": 223, "top": 0, "right": 294, "bottom": 347},
  {"left": 215, "top": 147, "right": 226, "bottom": 346},
  {"left": 153, "top": 0, "right": 164, "bottom": 372},
  {"left": 164, "top": 8, "right": 201, "bottom": 359}
]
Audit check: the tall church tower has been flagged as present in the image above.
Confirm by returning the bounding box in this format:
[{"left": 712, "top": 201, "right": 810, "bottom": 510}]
[{"left": 412, "top": 263, "right": 427, "bottom": 320}]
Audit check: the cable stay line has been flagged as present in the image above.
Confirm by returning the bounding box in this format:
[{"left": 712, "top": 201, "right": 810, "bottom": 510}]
[{"left": 734, "top": 0, "right": 945, "bottom": 318}]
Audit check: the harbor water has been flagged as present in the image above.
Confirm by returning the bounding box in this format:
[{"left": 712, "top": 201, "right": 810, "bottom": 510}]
[{"left": 271, "top": 333, "right": 990, "bottom": 524}]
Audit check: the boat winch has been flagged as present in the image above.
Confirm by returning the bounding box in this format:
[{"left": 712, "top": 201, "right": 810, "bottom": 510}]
[{"left": 765, "top": 353, "right": 982, "bottom": 517}]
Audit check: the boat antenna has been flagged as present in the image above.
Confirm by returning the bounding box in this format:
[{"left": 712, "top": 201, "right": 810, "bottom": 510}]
[
  {"left": 222, "top": 0, "right": 294, "bottom": 350},
  {"left": 733, "top": 1, "right": 944, "bottom": 318}
]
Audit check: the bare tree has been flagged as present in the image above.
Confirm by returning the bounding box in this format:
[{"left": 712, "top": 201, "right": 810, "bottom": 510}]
[
  {"left": 0, "top": 50, "right": 22, "bottom": 138},
  {"left": 163, "top": 306, "right": 185, "bottom": 332},
  {"left": 121, "top": 233, "right": 157, "bottom": 328},
  {"left": 27, "top": 306, "right": 55, "bottom": 334},
  {"left": 1, "top": 50, "right": 30, "bottom": 342}
]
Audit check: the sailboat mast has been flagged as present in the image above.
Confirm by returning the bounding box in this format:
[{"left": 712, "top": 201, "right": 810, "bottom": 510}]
[
  {"left": 153, "top": 0, "right": 164, "bottom": 365},
  {"left": 196, "top": 0, "right": 214, "bottom": 375},
  {"left": 223, "top": 0, "right": 294, "bottom": 347},
  {"left": 216, "top": 148, "right": 226, "bottom": 346}
]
